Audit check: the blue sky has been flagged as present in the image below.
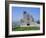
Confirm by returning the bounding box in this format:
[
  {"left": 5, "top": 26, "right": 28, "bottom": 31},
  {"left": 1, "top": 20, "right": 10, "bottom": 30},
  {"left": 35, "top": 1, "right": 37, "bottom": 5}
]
[{"left": 12, "top": 7, "right": 40, "bottom": 22}]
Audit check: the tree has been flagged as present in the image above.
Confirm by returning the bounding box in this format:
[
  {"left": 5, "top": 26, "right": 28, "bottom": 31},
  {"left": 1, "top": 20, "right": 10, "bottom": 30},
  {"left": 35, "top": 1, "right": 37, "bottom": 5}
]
[{"left": 37, "top": 19, "right": 40, "bottom": 24}]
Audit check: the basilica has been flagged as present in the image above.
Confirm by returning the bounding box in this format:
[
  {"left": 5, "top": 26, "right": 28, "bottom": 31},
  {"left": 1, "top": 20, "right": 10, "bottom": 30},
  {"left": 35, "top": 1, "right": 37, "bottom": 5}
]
[{"left": 20, "top": 11, "right": 36, "bottom": 26}]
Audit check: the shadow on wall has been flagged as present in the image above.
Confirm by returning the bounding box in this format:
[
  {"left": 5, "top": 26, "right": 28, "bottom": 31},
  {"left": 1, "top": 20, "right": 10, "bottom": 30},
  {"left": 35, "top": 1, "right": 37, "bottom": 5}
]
[{"left": 8, "top": 37, "right": 21, "bottom": 38}]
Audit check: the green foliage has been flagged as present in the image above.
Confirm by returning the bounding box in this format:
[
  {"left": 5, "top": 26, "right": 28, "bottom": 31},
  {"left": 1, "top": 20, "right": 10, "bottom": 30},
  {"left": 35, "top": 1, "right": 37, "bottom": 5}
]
[{"left": 12, "top": 26, "right": 40, "bottom": 31}]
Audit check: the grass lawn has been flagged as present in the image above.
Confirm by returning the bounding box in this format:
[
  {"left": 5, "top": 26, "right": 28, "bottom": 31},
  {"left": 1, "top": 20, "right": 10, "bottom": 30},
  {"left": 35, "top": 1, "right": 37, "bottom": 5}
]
[{"left": 12, "top": 26, "right": 40, "bottom": 31}]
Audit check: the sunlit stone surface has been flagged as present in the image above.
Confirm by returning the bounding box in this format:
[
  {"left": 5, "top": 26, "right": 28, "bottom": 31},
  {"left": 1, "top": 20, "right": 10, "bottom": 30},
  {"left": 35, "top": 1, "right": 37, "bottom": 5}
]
[{"left": 20, "top": 11, "right": 39, "bottom": 26}]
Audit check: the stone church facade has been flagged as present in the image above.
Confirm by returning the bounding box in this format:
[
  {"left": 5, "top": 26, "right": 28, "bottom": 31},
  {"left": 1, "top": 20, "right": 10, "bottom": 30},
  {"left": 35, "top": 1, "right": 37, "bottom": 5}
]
[{"left": 20, "top": 11, "right": 35, "bottom": 26}]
